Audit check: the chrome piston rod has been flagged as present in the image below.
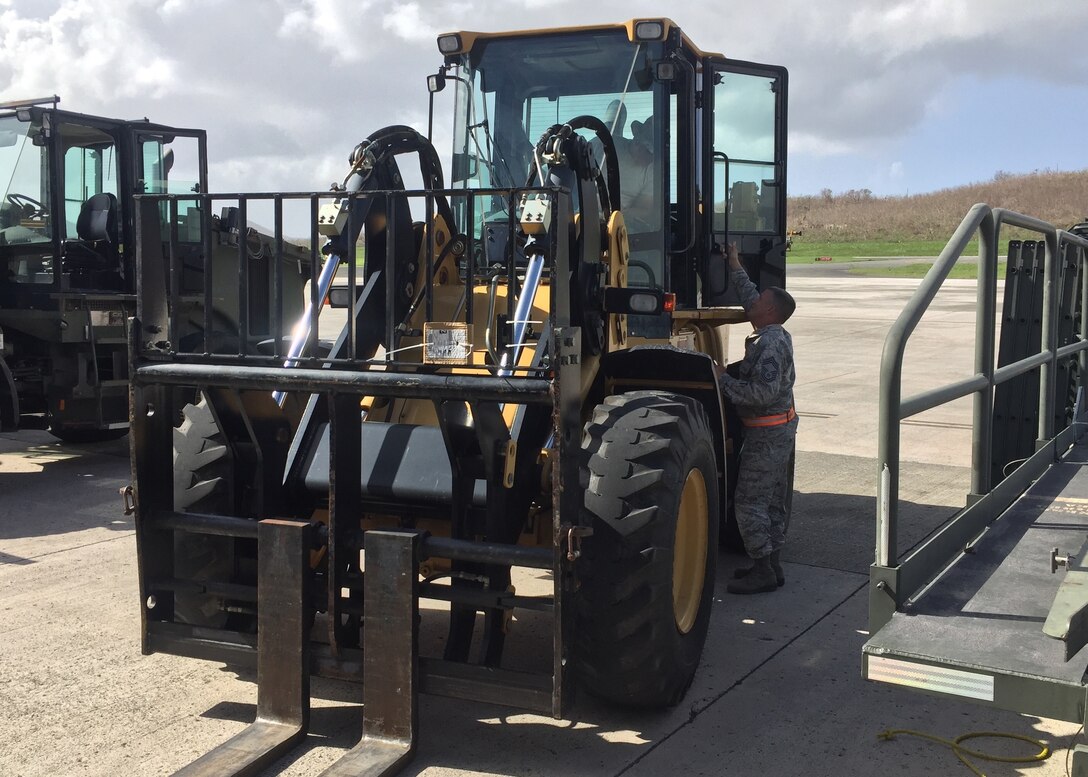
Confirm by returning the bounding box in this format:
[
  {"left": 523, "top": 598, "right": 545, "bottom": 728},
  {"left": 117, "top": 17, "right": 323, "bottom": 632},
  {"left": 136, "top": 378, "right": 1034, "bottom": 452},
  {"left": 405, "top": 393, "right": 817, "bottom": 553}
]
[{"left": 273, "top": 252, "right": 343, "bottom": 405}]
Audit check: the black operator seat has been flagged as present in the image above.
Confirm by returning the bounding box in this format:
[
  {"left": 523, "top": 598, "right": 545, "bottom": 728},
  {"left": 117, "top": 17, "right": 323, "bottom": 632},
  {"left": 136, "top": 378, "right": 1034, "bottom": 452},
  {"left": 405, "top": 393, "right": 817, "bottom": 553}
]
[{"left": 64, "top": 192, "right": 119, "bottom": 270}]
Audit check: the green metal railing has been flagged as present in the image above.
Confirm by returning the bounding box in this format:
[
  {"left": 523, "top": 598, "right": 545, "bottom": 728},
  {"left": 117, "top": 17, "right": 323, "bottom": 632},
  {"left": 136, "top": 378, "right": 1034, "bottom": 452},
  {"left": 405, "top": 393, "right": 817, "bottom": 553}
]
[{"left": 870, "top": 204, "right": 1088, "bottom": 629}]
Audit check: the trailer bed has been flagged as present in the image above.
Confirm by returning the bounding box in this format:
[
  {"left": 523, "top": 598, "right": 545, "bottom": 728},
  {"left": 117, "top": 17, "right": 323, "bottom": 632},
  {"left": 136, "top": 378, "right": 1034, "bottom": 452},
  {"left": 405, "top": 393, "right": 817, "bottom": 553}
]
[{"left": 864, "top": 438, "right": 1088, "bottom": 723}]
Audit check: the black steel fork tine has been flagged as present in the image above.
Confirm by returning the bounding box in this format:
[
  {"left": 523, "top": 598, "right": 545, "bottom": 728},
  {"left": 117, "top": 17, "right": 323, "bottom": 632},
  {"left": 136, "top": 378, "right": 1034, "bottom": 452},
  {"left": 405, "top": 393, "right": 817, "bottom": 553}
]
[
  {"left": 318, "top": 530, "right": 419, "bottom": 777},
  {"left": 172, "top": 519, "right": 311, "bottom": 777}
]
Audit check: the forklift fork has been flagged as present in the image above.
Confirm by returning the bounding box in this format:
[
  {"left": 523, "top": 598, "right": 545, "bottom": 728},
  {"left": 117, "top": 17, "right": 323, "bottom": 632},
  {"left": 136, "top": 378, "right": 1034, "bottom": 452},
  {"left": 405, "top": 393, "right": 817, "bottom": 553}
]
[
  {"left": 172, "top": 527, "right": 420, "bottom": 777},
  {"left": 173, "top": 519, "right": 312, "bottom": 777},
  {"left": 319, "top": 531, "right": 419, "bottom": 777}
]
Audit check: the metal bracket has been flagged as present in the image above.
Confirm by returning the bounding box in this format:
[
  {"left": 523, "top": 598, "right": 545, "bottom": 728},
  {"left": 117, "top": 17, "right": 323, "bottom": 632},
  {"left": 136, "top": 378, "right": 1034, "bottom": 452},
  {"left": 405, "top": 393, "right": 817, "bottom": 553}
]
[
  {"left": 502, "top": 439, "right": 517, "bottom": 488},
  {"left": 1043, "top": 535, "right": 1088, "bottom": 660},
  {"left": 565, "top": 525, "right": 594, "bottom": 562},
  {"left": 119, "top": 485, "right": 135, "bottom": 516},
  {"left": 1052, "top": 547, "right": 1076, "bottom": 573},
  {"left": 172, "top": 519, "right": 311, "bottom": 777}
]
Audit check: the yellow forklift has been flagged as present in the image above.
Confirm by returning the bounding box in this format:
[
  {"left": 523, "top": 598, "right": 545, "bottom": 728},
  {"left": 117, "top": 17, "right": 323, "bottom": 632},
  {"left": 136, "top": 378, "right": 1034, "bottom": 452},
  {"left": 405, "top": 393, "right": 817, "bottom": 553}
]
[{"left": 128, "top": 19, "right": 788, "bottom": 775}]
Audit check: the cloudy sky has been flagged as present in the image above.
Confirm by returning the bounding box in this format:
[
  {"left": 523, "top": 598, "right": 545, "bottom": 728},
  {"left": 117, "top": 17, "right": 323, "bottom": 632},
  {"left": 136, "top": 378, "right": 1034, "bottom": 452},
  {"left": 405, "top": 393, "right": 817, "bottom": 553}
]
[{"left": 2, "top": 0, "right": 1086, "bottom": 200}]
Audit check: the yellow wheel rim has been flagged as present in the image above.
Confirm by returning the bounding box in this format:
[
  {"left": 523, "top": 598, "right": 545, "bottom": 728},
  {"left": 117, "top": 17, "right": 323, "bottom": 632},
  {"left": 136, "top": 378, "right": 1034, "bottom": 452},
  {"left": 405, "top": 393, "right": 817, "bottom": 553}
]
[{"left": 673, "top": 467, "right": 708, "bottom": 634}]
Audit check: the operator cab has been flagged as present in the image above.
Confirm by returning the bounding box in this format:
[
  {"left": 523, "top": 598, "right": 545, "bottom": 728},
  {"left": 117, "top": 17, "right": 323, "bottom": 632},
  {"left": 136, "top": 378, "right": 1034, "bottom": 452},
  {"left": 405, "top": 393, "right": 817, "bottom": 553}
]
[
  {"left": 0, "top": 98, "right": 207, "bottom": 303},
  {"left": 439, "top": 19, "right": 788, "bottom": 332}
]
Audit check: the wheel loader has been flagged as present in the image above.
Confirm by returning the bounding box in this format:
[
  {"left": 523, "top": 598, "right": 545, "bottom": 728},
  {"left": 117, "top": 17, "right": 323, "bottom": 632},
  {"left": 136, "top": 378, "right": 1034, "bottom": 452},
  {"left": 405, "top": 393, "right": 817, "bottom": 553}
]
[
  {"left": 128, "top": 19, "right": 788, "bottom": 775},
  {"left": 0, "top": 96, "right": 310, "bottom": 441}
]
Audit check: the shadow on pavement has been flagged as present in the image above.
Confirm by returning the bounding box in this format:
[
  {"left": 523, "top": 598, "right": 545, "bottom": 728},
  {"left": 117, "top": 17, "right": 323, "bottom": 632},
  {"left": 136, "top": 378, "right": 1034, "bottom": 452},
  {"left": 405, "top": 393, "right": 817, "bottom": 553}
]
[
  {"left": 0, "top": 430, "right": 131, "bottom": 542},
  {"left": 790, "top": 449, "right": 970, "bottom": 575},
  {"left": 788, "top": 489, "right": 959, "bottom": 575}
]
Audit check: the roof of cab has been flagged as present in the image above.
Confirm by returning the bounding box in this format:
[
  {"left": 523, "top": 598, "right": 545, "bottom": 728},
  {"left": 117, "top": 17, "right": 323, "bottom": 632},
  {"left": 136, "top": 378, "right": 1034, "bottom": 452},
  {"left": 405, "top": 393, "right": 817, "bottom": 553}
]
[{"left": 436, "top": 19, "right": 722, "bottom": 60}]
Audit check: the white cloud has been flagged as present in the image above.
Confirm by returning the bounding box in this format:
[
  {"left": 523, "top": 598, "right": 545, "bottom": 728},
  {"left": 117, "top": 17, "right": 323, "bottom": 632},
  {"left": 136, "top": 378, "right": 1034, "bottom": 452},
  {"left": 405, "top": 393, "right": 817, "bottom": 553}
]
[
  {"left": 789, "top": 133, "right": 854, "bottom": 158},
  {"left": 846, "top": 0, "right": 973, "bottom": 61},
  {"left": 382, "top": 3, "right": 438, "bottom": 42},
  {"left": 274, "top": 0, "right": 379, "bottom": 63},
  {"left": 0, "top": 0, "right": 1085, "bottom": 199},
  {"left": 844, "top": 0, "right": 1080, "bottom": 64},
  {"left": 0, "top": 0, "right": 179, "bottom": 102}
]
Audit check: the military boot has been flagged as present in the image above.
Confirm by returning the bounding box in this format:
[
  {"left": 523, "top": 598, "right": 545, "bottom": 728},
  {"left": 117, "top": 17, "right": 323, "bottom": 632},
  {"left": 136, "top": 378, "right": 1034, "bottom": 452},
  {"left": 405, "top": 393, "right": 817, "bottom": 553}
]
[
  {"left": 727, "top": 556, "right": 779, "bottom": 594},
  {"left": 732, "top": 550, "right": 785, "bottom": 587}
]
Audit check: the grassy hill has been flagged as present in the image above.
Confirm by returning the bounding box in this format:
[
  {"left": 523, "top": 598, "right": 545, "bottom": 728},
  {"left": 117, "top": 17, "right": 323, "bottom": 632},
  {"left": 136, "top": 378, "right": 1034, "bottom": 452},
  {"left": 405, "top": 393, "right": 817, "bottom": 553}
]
[{"left": 788, "top": 169, "right": 1088, "bottom": 245}]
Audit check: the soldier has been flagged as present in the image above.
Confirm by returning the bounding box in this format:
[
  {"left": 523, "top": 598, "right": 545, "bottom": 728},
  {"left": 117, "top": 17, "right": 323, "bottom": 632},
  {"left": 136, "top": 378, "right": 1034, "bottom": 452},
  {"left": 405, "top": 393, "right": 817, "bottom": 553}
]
[{"left": 716, "top": 242, "right": 797, "bottom": 594}]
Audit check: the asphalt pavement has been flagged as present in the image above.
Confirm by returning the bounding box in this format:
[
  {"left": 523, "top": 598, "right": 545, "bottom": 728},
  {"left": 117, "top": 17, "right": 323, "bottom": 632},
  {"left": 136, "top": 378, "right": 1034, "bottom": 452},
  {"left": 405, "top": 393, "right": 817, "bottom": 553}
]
[{"left": 0, "top": 273, "right": 1079, "bottom": 777}]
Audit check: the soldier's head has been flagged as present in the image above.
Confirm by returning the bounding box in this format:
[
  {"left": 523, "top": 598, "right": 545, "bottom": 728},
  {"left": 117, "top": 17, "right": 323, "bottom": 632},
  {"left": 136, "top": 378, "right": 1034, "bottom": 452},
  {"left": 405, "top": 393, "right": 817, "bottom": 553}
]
[{"left": 750, "top": 286, "right": 796, "bottom": 328}]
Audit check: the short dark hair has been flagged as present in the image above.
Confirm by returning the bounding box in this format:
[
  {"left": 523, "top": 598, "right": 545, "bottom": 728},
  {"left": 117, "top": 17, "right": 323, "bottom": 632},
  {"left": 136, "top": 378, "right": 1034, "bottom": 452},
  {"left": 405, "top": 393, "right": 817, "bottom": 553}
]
[{"left": 768, "top": 287, "right": 796, "bottom": 323}]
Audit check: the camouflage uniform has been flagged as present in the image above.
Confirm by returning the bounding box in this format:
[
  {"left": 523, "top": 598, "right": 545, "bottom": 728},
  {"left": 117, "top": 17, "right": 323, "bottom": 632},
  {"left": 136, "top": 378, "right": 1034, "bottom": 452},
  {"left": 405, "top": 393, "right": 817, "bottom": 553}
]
[{"left": 717, "top": 268, "right": 797, "bottom": 560}]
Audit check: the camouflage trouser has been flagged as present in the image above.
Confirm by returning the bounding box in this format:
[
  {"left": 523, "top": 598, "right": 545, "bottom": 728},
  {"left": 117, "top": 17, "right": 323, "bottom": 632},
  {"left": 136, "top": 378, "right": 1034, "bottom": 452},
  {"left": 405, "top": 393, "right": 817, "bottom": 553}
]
[{"left": 734, "top": 417, "right": 797, "bottom": 559}]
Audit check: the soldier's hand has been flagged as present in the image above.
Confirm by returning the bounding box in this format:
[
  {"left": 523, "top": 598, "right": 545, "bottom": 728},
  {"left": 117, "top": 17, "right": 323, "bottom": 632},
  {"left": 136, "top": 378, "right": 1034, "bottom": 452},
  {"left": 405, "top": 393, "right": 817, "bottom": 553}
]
[{"left": 726, "top": 242, "right": 742, "bottom": 271}]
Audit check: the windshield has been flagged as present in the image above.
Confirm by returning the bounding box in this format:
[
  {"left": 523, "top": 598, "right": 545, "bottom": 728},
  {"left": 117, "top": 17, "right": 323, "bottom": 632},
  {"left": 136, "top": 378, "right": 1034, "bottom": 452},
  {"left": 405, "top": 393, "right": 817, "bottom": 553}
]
[
  {"left": 0, "top": 115, "right": 51, "bottom": 246},
  {"left": 451, "top": 32, "right": 665, "bottom": 243}
]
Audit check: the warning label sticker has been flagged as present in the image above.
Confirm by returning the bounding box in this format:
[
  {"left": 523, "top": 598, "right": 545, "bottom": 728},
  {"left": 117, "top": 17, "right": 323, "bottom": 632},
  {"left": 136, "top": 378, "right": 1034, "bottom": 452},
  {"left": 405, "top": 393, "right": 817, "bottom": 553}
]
[{"left": 423, "top": 323, "right": 473, "bottom": 364}]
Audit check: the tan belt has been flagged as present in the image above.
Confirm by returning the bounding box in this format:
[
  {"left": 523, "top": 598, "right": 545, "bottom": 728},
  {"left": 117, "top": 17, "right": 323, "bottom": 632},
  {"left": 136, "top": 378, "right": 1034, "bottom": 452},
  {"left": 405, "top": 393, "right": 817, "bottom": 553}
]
[{"left": 741, "top": 407, "right": 796, "bottom": 428}]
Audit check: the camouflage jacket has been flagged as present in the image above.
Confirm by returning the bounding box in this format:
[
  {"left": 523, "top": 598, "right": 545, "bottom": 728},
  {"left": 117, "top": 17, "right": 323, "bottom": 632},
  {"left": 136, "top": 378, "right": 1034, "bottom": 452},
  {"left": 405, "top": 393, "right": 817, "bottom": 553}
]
[{"left": 717, "top": 268, "right": 796, "bottom": 418}]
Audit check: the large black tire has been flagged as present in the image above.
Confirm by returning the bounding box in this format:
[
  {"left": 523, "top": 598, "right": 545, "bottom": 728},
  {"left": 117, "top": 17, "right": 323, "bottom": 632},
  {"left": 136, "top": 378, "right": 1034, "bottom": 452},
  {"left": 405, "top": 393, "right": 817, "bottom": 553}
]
[
  {"left": 172, "top": 397, "right": 237, "bottom": 627},
  {"left": 574, "top": 390, "right": 720, "bottom": 708},
  {"left": 174, "top": 398, "right": 232, "bottom": 512}
]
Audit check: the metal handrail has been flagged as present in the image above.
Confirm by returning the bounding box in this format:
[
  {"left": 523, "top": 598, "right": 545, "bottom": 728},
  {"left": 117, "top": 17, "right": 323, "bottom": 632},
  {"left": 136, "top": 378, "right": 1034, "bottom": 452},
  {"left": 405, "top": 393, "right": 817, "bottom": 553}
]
[{"left": 875, "top": 205, "right": 1088, "bottom": 574}]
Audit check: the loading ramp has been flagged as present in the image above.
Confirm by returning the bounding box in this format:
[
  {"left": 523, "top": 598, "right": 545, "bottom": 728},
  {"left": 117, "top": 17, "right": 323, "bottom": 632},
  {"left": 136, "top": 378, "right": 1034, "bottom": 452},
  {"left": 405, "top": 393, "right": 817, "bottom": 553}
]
[
  {"left": 863, "top": 205, "right": 1088, "bottom": 773},
  {"left": 865, "top": 436, "right": 1088, "bottom": 724}
]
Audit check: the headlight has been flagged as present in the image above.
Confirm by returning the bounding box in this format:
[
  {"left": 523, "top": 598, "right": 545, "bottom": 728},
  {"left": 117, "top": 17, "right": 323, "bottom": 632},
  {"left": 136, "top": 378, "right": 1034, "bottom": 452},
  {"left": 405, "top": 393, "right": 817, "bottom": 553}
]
[
  {"left": 629, "top": 293, "right": 661, "bottom": 314},
  {"left": 603, "top": 287, "right": 672, "bottom": 315},
  {"left": 633, "top": 20, "right": 666, "bottom": 41},
  {"left": 437, "top": 34, "right": 462, "bottom": 54}
]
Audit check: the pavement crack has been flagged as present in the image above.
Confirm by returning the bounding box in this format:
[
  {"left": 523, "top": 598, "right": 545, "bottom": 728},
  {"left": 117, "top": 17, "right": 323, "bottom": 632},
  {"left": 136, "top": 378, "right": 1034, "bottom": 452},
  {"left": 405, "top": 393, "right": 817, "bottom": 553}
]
[
  {"left": 614, "top": 523, "right": 953, "bottom": 775},
  {"left": 613, "top": 577, "right": 868, "bottom": 777},
  {"left": 784, "top": 560, "right": 869, "bottom": 577},
  {"left": 794, "top": 370, "right": 856, "bottom": 389},
  {"left": 17, "top": 531, "right": 132, "bottom": 563}
]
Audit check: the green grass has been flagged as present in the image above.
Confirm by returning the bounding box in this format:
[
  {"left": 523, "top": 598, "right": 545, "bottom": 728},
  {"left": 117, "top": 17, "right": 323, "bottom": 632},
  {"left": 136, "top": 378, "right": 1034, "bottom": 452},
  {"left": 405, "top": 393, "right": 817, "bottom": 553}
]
[
  {"left": 784, "top": 237, "right": 1024, "bottom": 278},
  {"left": 787, "top": 239, "right": 985, "bottom": 264},
  {"left": 846, "top": 260, "right": 1007, "bottom": 279}
]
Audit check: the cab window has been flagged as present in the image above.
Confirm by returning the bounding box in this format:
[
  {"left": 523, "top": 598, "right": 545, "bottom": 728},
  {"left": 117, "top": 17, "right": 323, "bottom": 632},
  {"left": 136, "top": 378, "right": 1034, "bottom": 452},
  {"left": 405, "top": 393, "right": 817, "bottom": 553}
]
[
  {"left": 59, "top": 123, "right": 119, "bottom": 240},
  {"left": 140, "top": 134, "right": 203, "bottom": 240},
  {"left": 712, "top": 71, "right": 781, "bottom": 235}
]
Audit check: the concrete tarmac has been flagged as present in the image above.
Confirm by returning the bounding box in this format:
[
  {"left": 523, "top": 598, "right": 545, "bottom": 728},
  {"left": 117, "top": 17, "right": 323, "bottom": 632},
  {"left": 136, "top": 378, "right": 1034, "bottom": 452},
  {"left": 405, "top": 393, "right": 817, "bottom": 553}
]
[{"left": 0, "top": 274, "right": 1079, "bottom": 776}]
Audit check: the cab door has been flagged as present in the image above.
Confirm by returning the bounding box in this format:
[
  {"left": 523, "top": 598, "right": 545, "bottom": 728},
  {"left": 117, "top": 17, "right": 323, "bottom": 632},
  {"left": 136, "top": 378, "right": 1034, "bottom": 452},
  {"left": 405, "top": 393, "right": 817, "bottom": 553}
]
[
  {"left": 703, "top": 60, "right": 787, "bottom": 303},
  {"left": 134, "top": 130, "right": 207, "bottom": 213},
  {"left": 129, "top": 129, "right": 208, "bottom": 297}
]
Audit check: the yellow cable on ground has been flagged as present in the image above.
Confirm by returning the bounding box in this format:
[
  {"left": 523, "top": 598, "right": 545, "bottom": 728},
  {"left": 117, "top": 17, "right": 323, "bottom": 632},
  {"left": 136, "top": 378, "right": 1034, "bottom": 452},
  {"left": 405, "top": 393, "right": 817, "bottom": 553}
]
[{"left": 877, "top": 728, "right": 1051, "bottom": 777}]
